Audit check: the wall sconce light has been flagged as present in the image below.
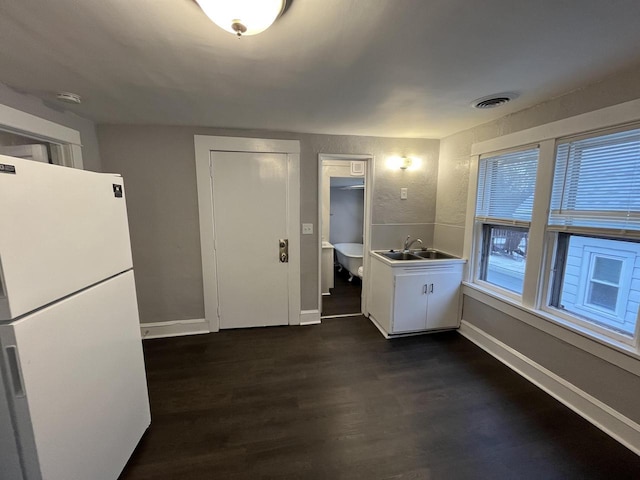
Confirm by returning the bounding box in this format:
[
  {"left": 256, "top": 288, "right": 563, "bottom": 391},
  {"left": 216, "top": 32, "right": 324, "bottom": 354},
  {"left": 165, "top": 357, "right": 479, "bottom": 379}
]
[
  {"left": 386, "top": 156, "right": 421, "bottom": 171},
  {"left": 195, "top": 0, "right": 286, "bottom": 37}
]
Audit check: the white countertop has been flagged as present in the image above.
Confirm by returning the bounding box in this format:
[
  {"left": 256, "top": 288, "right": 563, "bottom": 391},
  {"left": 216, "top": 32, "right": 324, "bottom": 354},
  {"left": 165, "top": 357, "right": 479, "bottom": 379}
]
[{"left": 370, "top": 249, "right": 467, "bottom": 266}]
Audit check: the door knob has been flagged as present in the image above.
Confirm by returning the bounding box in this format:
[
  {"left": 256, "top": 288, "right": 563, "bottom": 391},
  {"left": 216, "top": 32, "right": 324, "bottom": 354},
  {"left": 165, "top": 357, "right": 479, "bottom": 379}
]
[{"left": 279, "top": 239, "right": 289, "bottom": 263}]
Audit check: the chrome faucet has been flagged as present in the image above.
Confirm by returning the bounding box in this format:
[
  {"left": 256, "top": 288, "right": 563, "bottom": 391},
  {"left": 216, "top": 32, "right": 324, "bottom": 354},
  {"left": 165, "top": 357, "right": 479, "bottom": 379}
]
[{"left": 403, "top": 235, "right": 423, "bottom": 252}]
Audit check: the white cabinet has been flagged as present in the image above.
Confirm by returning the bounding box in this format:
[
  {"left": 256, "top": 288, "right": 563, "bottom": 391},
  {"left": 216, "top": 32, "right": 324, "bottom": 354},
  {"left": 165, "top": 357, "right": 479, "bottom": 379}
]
[
  {"left": 393, "top": 270, "right": 463, "bottom": 332},
  {"left": 368, "top": 252, "right": 464, "bottom": 337}
]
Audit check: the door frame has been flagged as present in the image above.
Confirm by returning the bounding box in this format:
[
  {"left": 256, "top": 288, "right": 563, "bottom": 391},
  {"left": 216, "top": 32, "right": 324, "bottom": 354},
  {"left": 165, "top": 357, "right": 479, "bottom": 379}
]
[
  {"left": 0, "top": 103, "right": 83, "bottom": 169},
  {"left": 317, "top": 153, "right": 374, "bottom": 318},
  {"left": 194, "top": 136, "right": 301, "bottom": 332}
]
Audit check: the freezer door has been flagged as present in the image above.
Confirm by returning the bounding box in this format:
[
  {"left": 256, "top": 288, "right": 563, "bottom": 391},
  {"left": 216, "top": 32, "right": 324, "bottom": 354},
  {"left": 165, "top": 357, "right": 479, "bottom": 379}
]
[
  {"left": 0, "top": 271, "right": 150, "bottom": 480},
  {"left": 0, "top": 154, "right": 133, "bottom": 321}
]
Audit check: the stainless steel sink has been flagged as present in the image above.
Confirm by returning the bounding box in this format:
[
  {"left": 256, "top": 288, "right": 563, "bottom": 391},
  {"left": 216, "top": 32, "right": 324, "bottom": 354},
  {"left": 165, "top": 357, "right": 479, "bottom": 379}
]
[
  {"left": 411, "top": 250, "right": 457, "bottom": 260},
  {"left": 380, "top": 251, "right": 423, "bottom": 261}
]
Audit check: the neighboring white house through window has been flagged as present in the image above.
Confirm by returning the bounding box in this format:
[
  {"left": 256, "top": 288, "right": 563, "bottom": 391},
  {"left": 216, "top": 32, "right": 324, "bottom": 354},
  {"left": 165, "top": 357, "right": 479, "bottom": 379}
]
[{"left": 553, "top": 235, "right": 640, "bottom": 337}]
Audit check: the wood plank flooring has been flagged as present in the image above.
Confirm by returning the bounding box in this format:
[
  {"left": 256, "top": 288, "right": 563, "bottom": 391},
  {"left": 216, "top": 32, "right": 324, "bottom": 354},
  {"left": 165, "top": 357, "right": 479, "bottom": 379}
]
[
  {"left": 321, "top": 267, "right": 362, "bottom": 317},
  {"left": 119, "top": 317, "right": 640, "bottom": 479}
]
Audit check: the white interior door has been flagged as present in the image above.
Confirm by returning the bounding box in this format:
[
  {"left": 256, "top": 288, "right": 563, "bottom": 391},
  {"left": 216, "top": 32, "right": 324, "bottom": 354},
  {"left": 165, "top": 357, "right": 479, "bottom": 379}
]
[{"left": 211, "top": 151, "right": 290, "bottom": 329}]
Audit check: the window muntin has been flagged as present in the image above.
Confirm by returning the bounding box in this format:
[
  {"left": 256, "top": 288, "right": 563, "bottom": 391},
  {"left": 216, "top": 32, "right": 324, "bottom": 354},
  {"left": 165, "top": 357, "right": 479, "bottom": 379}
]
[{"left": 475, "top": 148, "right": 539, "bottom": 295}]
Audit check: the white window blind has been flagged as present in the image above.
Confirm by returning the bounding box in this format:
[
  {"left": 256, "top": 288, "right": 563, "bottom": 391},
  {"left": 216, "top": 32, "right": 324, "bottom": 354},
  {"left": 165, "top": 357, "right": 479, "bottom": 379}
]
[
  {"left": 476, "top": 148, "right": 539, "bottom": 226},
  {"left": 549, "top": 127, "right": 640, "bottom": 233}
]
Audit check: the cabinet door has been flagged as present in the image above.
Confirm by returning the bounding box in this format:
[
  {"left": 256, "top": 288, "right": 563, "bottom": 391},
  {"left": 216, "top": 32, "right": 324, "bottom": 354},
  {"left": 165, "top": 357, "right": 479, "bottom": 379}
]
[
  {"left": 393, "top": 274, "right": 429, "bottom": 333},
  {"left": 426, "top": 270, "right": 461, "bottom": 329}
]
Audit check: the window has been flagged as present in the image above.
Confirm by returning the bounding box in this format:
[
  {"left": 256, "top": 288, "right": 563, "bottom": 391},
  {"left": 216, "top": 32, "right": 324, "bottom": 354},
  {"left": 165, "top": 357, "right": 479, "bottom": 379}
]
[
  {"left": 546, "top": 127, "right": 640, "bottom": 341},
  {"left": 550, "top": 234, "right": 640, "bottom": 338},
  {"left": 475, "top": 148, "right": 539, "bottom": 295},
  {"left": 586, "top": 255, "right": 622, "bottom": 312}
]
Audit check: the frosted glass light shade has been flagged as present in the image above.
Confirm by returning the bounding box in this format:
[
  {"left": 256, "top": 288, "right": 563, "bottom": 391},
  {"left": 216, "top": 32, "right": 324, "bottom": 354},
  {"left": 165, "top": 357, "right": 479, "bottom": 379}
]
[{"left": 195, "top": 0, "right": 285, "bottom": 36}]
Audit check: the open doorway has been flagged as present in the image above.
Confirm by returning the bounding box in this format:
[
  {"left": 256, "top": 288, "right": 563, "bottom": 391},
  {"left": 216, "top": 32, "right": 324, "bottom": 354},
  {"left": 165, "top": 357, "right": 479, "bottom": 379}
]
[
  {"left": 319, "top": 155, "right": 373, "bottom": 319},
  {"left": 0, "top": 104, "right": 84, "bottom": 169}
]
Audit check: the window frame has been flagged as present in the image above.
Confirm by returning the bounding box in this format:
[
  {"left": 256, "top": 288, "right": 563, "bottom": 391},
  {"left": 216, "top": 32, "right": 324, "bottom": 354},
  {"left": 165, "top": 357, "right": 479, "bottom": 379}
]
[
  {"left": 471, "top": 146, "right": 540, "bottom": 301},
  {"left": 464, "top": 100, "right": 640, "bottom": 362}
]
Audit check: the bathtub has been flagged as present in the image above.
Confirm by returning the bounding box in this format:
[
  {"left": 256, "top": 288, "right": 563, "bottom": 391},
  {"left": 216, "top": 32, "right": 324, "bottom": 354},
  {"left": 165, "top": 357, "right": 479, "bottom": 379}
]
[{"left": 333, "top": 243, "right": 364, "bottom": 281}]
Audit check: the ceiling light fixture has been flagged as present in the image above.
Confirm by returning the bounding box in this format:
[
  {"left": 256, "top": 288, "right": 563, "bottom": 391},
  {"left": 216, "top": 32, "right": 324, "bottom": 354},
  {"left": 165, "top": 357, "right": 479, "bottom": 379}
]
[{"left": 195, "top": 0, "right": 286, "bottom": 37}]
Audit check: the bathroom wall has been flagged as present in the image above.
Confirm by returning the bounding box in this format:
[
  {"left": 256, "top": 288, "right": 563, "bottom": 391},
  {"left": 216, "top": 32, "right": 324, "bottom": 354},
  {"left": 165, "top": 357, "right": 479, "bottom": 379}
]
[
  {"left": 98, "top": 125, "right": 439, "bottom": 323},
  {"left": 329, "top": 187, "right": 364, "bottom": 245}
]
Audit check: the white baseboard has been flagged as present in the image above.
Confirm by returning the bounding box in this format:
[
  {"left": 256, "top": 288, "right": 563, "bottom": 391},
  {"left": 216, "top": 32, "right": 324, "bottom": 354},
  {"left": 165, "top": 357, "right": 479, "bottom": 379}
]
[
  {"left": 140, "top": 318, "right": 210, "bottom": 339},
  {"left": 300, "top": 309, "right": 321, "bottom": 325},
  {"left": 459, "top": 320, "right": 640, "bottom": 455}
]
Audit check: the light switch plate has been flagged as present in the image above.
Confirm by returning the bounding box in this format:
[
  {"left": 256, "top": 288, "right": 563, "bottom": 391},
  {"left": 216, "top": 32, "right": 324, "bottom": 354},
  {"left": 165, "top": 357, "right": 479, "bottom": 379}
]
[
  {"left": 302, "top": 223, "right": 314, "bottom": 234},
  {"left": 400, "top": 188, "right": 408, "bottom": 200}
]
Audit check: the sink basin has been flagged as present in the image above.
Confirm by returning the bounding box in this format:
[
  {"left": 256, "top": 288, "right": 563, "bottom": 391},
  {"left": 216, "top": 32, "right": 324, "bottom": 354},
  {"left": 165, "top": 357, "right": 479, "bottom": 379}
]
[
  {"left": 380, "top": 251, "right": 422, "bottom": 261},
  {"left": 412, "top": 250, "right": 457, "bottom": 260}
]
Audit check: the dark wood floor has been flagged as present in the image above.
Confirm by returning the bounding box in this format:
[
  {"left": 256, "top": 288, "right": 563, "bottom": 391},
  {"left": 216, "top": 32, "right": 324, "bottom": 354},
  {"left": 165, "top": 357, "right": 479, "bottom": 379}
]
[
  {"left": 321, "top": 266, "right": 362, "bottom": 317},
  {"left": 119, "top": 317, "right": 640, "bottom": 480}
]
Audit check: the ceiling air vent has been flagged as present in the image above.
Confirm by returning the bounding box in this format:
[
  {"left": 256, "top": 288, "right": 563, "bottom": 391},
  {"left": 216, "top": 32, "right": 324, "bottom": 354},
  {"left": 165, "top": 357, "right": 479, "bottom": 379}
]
[{"left": 471, "top": 93, "right": 518, "bottom": 109}]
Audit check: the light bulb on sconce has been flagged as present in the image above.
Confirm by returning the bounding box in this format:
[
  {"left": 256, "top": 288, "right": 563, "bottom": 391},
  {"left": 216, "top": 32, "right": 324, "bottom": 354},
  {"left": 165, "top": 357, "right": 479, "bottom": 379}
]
[{"left": 386, "top": 156, "right": 421, "bottom": 171}]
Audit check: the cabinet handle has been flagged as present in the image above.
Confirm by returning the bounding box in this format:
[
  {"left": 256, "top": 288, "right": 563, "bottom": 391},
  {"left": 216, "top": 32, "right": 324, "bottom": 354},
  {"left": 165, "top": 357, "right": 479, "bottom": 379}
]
[
  {"left": 430, "top": 283, "right": 434, "bottom": 294},
  {"left": 423, "top": 284, "right": 428, "bottom": 294},
  {"left": 5, "top": 346, "right": 25, "bottom": 397}
]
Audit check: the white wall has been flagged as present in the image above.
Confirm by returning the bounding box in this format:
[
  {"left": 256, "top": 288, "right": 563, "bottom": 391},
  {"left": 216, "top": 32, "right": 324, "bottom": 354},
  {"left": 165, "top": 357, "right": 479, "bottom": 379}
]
[{"left": 329, "top": 187, "right": 364, "bottom": 245}]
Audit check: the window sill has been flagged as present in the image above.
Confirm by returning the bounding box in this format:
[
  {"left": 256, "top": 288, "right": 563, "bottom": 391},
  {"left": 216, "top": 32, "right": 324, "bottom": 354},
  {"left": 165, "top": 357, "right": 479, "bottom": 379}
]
[{"left": 461, "top": 282, "right": 640, "bottom": 376}]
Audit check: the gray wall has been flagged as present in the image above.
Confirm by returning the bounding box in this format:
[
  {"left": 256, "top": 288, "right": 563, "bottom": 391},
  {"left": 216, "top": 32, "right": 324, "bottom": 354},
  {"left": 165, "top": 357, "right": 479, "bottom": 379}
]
[
  {"left": 462, "top": 296, "right": 640, "bottom": 424},
  {"left": 434, "top": 62, "right": 640, "bottom": 255},
  {"left": 329, "top": 188, "right": 364, "bottom": 245},
  {"left": 441, "top": 63, "right": 640, "bottom": 426},
  {"left": 0, "top": 82, "right": 102, "bottom": 172},
  {"left": 97, "top": 125, "right": 439, "bottom": 323}
]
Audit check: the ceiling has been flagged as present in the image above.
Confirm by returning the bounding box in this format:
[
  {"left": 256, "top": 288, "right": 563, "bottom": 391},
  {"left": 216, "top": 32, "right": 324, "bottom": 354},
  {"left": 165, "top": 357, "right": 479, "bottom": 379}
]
[{"left": 2, "top": 0, "right": 640, "bottom": 138}]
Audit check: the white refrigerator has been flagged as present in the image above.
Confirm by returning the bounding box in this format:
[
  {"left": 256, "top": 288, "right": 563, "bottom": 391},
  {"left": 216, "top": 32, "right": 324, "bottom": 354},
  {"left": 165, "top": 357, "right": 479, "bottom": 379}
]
[{"left": 0, "top": 155, "right": 151, "bottom": 480}]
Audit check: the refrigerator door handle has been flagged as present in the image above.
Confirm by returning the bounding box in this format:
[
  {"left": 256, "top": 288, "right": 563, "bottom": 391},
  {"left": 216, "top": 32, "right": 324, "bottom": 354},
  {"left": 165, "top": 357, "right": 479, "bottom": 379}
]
[
  {"left": 5, "top": 346, "right": 25, "bottom": 397},
  {"left": 0, "top": 254, "right": 6, "bottom": 298}
]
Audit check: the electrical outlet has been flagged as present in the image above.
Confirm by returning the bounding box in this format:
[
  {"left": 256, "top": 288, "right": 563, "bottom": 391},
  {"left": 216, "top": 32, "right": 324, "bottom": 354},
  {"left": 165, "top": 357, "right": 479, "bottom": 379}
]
[
  {"left": 400, "top": 188, "right": 408, "bottom": 200},
  {"left": 302, "top": 223, "right": 314, "bottom": 234}
]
